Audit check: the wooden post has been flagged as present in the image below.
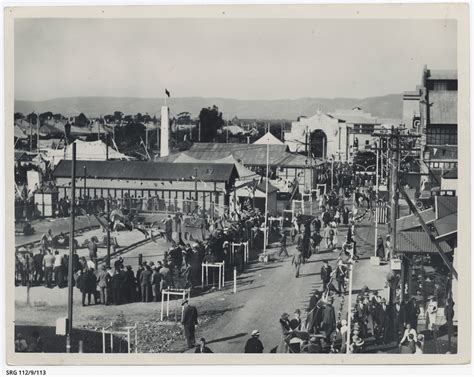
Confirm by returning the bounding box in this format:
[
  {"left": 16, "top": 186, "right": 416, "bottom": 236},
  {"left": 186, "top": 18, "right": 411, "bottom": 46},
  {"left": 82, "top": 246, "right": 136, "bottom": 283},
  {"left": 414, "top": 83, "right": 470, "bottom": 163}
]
[
  {"left": 102, "top": 328, "right": 105, "bottom": 353},
  {"left": 233, "top": 267, "right": 237, "bottom": 294},
  {"left": 160, "top": 292, "right": 164, "bottom": 321},
  {"left": 201, "top": 264, "right": 204, "bottom": 288},
  {"left": 135, "top": 324, "right": 138, "bottom": 353},
  {"left": 222, "top": 261, "right": 225, "bottom": 288},
  {"left": 127, "top": 328, "right": 131, "bottom": 353},
  {"left": 166, "top": 291, "right": 170, "bottom": 317},
  {"left": 78, "top": 340, "right": 84, "bottom": 353}
]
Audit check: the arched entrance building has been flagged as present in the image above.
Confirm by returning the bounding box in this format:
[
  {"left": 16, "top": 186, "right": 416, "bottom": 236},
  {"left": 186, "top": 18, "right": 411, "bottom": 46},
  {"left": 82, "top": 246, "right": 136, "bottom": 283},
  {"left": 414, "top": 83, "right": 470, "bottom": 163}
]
[
  {"left": 284, "top": 110, "right": 348, "bottom": 161},
  {"left": 309, "top": 129, "right": 328, "bottom": 159}
]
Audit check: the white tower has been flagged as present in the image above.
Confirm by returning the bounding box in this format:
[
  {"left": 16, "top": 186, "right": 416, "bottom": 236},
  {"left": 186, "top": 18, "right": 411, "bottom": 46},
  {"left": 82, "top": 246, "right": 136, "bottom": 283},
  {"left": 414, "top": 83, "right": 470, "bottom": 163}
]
[{"left": 160, "top": 106, "right": 170, "bottom": 157}]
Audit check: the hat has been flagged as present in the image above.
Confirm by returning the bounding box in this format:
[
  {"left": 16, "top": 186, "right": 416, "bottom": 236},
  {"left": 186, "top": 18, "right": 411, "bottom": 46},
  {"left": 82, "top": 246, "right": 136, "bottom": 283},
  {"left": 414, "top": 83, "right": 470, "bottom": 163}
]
[
  {"left": 181, "top": 299, "right": 189, "bottom": 306},
  {"left": 281, "top": 312, "right": 289, "bottom": 319},
  {"left": 251, "top": 330, "right": 260, "bottom": 337},
  {"left": 294, "top": 309, "right": 301, "bottom": 315}
]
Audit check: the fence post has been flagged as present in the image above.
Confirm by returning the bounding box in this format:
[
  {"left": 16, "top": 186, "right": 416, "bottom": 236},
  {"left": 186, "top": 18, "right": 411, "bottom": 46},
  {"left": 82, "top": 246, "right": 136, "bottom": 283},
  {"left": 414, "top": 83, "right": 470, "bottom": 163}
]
[{"left": 233, "top": 267, "right": 237, "bottom": 294}]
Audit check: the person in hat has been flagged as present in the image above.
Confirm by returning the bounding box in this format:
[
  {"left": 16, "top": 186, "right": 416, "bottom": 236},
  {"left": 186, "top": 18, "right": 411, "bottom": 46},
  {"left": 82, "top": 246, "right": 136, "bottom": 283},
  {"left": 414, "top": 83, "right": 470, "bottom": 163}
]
[
  {"left": 194, "top": 337, "right": 213, "bottom": 353},
  {"left": 301, "top": 335, "right": 323, "bottom": 353},
  {"left": 181, "top": 299, "right": 198, "bottom": 348},
  {"left": 278, "top": 231, "right": 289, "bottom": 258},
  {"left": 96, "top": 264, "right": 109, "bottom": 305},
  {"left": 349, "top": 334, "right": 365, "bottom": 353},
  {"left": 244, "top": 330, "right": 264, "bottom": 353},
  {"left": 320, "top": 297, "right": 336, "bottom": 339},
  {"left": 374, "top": 297, "right": 390, "bottom": 345},
  {"left": 291, "top": 245, "right": 303, "bottom": 278},
  {"left": 290, "top": 309, "right": 302, "bottom": 331},
  {"left": 405, "top": 297, "right": 421, "bottom": 331},
  {"left": 320, "top": 260, "right": 332, "bottom": 292},
  {"left": 399, "top": 323, "right": 417, "bottom": 349},
  {"left": 425, "top": 295, "right": 438, "bottom": 332},
  {"left": 376, "top": 235, "right": 385, "bottom": 260}
]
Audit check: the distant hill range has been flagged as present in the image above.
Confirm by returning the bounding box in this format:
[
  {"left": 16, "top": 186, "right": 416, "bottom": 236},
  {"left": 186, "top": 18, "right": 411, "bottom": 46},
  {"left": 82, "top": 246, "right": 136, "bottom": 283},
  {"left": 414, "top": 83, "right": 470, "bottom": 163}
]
[{"left": 15, "top": 94, "right": 402, "bottom": 120}]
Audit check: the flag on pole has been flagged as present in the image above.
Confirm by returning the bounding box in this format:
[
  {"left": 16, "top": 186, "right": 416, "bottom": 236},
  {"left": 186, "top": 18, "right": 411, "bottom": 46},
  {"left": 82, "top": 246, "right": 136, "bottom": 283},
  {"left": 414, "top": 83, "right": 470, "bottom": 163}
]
[
  {"left": 375, "top": 201, "right": 388, "bottom": 224},
  {"left": 165, "top": 89, "right": 171, "bottom": 98}
]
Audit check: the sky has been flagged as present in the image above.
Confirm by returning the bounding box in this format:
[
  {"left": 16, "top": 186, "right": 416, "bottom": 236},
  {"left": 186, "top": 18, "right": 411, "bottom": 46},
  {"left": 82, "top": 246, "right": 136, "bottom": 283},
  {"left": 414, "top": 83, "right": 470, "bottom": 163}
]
[{"left": 14, "top": 18, "right": 457, "bottom": 101}]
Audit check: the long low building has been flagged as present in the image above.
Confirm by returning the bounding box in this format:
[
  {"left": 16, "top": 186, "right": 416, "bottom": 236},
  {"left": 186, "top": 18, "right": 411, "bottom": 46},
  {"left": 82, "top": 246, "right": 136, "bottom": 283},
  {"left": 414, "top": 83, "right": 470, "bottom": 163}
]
[
  {"left": 158, "top": 142, "right": 322, "bottom": 192},
  {"left": 52, "top": 160, "right": 239, "bottom": 213}
]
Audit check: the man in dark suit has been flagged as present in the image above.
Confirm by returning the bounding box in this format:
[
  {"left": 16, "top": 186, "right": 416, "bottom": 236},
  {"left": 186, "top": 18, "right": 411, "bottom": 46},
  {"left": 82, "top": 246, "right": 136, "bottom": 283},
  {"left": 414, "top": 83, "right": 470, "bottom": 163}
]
[
  {"left": 374, "top": 298, "right": 390, "bottom": 345},
  {"left": 194, "top": 337, "right": 213, "bottom": 353},
  {"left": 182, "top": 299, "right": 198, "bottom": 348},
  {"left": 320, "top": 297, "right": 336, "bottom": 339},
  {"left": 320, "top": 260, "right": 332, "bottom": 291},
  {"left": 139, "top": 265, "right": 152, "bottom": 303}
]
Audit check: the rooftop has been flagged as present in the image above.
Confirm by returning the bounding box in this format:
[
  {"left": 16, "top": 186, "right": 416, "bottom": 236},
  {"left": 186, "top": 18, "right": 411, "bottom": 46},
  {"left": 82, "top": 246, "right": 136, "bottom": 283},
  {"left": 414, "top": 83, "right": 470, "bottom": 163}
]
[
  {"left": 52, "top": 160, "right": 239, "bottom": 182},
  {"left": 427, "top": 69, "right": 458, "bottom": 81},
  {"left": 181, "top": 143, "right": 320, "bottom": 168},
  {"left": 396, "top": 208, "right": 436, "bottom": 232}
]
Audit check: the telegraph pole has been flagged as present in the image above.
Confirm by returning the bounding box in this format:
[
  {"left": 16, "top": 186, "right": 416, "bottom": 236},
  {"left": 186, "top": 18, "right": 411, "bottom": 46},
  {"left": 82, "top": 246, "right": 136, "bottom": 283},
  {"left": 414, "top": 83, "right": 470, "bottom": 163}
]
[
  {"left": 389, "top": 127, "right": 399, "bottom": 259},
  {"left": 83, "top": 166, "right": 87, "bottom": 199},
  {"left": 66, "top": 143, "right": 76, "bottom": 353}
]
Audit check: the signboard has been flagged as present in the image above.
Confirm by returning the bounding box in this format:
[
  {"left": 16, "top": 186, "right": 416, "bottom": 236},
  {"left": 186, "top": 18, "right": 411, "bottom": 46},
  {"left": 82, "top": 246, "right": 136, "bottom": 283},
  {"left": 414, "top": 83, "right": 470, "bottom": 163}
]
[
  {"left": 56, "top": 317, "right": 68, "bottom": 335},
  {"left": 27, "top": 170, "right": 41, "bottom": 193}
]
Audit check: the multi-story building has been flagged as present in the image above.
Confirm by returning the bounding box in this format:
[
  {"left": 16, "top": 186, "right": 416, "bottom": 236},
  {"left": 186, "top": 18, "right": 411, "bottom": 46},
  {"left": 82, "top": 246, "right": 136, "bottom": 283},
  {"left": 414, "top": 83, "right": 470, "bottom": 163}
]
[
  {"left": 285, "top": 107, "right": 399, "bottom": 162},
  {"left": 418, "top": 67, "right": 458, "bottom": 189}
]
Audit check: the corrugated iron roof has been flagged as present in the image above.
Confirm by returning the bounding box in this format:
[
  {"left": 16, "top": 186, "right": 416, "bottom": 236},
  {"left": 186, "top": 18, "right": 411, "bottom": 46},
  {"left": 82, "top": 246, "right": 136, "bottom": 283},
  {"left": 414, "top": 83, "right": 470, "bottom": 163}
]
[
  {"left": 52, "top": 160, "right": 238, "bottom": 182},
  {"left": 396, "top": 231, "right": 452, "bottom": 254},
  {"left": 396, "top": 208, "right": 436, "bottom": 231}
]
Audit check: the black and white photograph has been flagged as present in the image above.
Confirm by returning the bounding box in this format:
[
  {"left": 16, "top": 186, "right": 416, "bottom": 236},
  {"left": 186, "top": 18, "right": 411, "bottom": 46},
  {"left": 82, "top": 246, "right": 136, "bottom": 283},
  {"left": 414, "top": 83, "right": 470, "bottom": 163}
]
[{"left": 4, "top": 4, "right": 470, "bottom": 365}]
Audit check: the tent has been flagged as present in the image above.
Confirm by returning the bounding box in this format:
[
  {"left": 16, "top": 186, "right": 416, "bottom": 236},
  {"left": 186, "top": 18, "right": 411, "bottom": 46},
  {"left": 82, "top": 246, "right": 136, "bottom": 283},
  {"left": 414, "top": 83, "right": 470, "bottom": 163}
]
[
  {"left": 14, "top": 124, "right": 27, "bottom": 139},
  {"left": 253, "top": 131, "right": 284, "bottom": 145}
]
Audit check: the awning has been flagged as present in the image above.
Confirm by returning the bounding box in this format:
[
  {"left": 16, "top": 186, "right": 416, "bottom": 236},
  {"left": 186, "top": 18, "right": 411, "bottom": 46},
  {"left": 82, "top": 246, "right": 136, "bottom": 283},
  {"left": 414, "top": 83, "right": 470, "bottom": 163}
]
[
  {"left": 396, "top": 208, "right": 436, "bottom": 232},
  {"left": 396, "top": 231, "right": 452, "bottom": 255},
  {"left": 433, "top": 213, "right": 457, "bottom": 240}
]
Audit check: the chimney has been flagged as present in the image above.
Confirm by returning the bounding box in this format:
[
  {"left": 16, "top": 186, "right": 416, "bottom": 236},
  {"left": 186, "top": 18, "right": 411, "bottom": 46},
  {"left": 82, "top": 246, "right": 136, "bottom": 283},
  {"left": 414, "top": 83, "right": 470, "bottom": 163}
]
[{"left": 160, "top": 106, "right": 170, "bottom": 157}]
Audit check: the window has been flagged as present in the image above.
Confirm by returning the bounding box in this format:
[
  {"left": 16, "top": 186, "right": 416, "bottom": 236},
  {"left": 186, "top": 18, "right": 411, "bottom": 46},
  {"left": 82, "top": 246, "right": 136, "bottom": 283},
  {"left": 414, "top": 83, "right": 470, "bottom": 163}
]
[{"left": 426, "top": 125, "right": 457, "bottom": 145}]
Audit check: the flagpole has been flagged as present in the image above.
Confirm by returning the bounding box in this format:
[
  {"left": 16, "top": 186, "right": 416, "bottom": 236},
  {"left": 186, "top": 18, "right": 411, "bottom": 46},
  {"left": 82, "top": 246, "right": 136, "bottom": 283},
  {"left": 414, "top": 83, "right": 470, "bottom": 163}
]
[{"left": 263, "top": 123, "right": 270, "bottom": 256}]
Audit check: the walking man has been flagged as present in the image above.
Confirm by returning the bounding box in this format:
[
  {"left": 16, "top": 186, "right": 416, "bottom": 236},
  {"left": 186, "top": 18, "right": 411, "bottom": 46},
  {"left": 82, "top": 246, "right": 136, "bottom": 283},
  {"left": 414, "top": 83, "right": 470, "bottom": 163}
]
[
  {"left": 320, "top": 260, "right": 332, "bottom": 292},
  {"left": 291, "top": 246, "right": 303, "bottom": 278},
  {"left": 278, "top": 231, "right": 289, "bottom": 257},
  {"left": 182, "top": 299, "right": 198, "bottom": 348}
]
